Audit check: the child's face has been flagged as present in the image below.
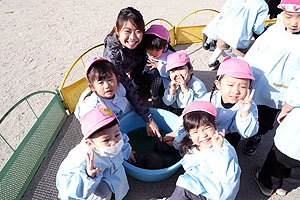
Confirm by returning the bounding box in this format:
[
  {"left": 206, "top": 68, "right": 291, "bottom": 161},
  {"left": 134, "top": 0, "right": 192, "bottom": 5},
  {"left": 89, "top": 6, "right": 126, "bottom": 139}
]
[
  {"left": 189, "top": 124, "right": 216, "bottom": 151},
  {"left": 215, "top": 75, "right": 250, "bottom": 104},
  {"left": 90, "top": 72, "right": 119, "bottom": 99},
  {"left": 169, "top": 65, "right": 192, "bottom": 82},
  {"left": 87, "top": 124, "right": 122, "bottom": 150},
  {"left": 115, "top": 20, "right": 143, "bottom": 49},
  {"left": 147, "top": 48, "right": 164, "bottom": 59},
  {"left": 282, "top": 11, "right": 300, "bottom": 34}
]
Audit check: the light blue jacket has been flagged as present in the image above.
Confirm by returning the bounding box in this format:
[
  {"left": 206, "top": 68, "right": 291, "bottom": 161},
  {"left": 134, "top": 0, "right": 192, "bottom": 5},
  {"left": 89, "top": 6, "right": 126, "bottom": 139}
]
[
  {"left": 245, "top": 18, "right": 300, "bottom": 109},
  {"left": 56, "top": 134, "right": 131, "bottom": 200},
  {"left": 173, "top": 90, "right": 258, "bottom": 149},
  {"left": 216, "top": 0, "right": 268, "bottom": 49},
  {"left": 176, "top": 139, "right": 241, "bottom": 200},
  {"left": 274, "top": 71, "right": 300, "bottom": 161},
  {"left": 74, "top": 83, "right": 131, "bottom": 120},
  {"left": 163, "top": 76, "right": 207, "bottom": 109}
]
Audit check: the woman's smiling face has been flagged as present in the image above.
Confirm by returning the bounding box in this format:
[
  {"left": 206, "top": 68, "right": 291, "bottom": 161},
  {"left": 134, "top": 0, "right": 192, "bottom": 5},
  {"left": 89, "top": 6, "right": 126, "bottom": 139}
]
[{"left": 116, "top": 20, "right": 143, "bottom": 49}]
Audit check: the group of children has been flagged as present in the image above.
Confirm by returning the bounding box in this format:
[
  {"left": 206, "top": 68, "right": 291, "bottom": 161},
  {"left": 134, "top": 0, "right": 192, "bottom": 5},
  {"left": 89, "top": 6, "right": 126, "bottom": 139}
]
[{"left": 56, "top": 0, "right": 300, "bottom": 199}]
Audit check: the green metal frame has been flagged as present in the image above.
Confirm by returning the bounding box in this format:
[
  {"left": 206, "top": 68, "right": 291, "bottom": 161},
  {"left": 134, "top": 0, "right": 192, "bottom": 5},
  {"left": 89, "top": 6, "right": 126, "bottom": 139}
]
[{"left": 0, "top": 90, "right": 67, "bottom": 200}]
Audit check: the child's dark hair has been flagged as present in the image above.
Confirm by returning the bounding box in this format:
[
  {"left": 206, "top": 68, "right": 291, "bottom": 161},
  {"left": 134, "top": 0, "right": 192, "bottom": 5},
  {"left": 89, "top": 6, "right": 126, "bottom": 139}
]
[
  {"left": 178, "top": 111, "right": 217, "bottom": 155},
  {"left": 209, "top": 75, "right": 252, "bottom": 102},
  {"left": 86, "top": 60, "right": 119, "bottom": 84},
  {"left": 85, "top": 60, "right": 119, "bottom": 98},
  {"left": 88, "top": 118, "right": 119, "bottom": 139},
  {"left": 170, "top": 62, "right": 193, "bottom": 71},
  {"left": 209, "top": 75, "right": 223, "bottom": 103},
  {"left": 107, "top": 7, "right": 145, "bottom": 37},
  {"left": 144, "top": 34, "right": 176, "bottom": 53}
]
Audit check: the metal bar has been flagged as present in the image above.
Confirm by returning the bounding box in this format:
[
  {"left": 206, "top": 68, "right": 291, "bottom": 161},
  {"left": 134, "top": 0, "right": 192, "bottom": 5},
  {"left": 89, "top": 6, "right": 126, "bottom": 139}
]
[{"left": 26, "top": 99, "right": 38, "bottom": 119}]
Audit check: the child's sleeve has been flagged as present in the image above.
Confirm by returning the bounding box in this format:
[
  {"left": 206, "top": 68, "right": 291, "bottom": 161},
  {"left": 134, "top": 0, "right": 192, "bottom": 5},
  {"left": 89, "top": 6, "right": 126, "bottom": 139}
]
[
  {"left": 253, "top": 2, "right": 269, "bottom": 35},
  {"left": 121, "top": 133, "right": 132, "bottom": 160},
  {"left": 74, "top": 88, "right": 97, "bottom": 120},
  {"left": 172, "top": 116, "right": 186, "bottom": 150},
  {"left": 177, "top": 142, "right": 241, "bottom": 200},
  {"left": 231, "top": 102, "right": 259, "bottom": 138},
  {"left": 178, "top": 80, "right": 207, "bottom": 107},
  {"left": 284, "top": 70, "right": 300, "bottom": 107},
  {"left": 205, "top": 142, "right": 241, "bottom": 200},
  {"left": 162, "top": 88, "right": 176, "bottom": 106},
  {"left": 56, "top": 161, "right": 103, "bottom": 199}
]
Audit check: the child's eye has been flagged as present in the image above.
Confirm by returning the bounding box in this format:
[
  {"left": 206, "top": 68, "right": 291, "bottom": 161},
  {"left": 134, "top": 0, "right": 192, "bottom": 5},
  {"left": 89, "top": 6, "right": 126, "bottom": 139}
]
[
  {"left": 136, "top": 30, "right": 142, "bottom": 34},
  {"left": 98, "top": 81, "right": 103, "bottom": 85},
  {"left": 115, "top": 133, "right": 121, "bottom": 138},
  {"left": 103, "top": 139, "right": 110, "bottom": 143}
]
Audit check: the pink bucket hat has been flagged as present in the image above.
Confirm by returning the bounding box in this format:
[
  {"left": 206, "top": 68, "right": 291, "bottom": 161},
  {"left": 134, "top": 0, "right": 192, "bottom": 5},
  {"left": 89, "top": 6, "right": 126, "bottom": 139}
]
[
  {"left": 278, "top": 0, "right": 300, "bottom": 12},
  {"left": 217, "top": 57, "right": 255, "bottom": 80},
  {"left": 85, "top": 57, "right": 108, "bottom": 80},
  {"left": 183, "top": 101, "right": 217, "bottom": 117},
  {"left": 80, "top": 103, "right": 117, "bottom": 139},
  {"left": 145, "top": 24, "right": 170, "bottom": 42},
  {"left": 166, "top": 50, "right": 191, "bottom": 71}
]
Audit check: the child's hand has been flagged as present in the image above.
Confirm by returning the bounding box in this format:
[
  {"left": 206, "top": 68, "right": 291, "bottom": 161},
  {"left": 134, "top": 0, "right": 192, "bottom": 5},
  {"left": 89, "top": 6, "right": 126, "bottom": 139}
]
[
  {"left": 169, "top": 80, "right": 178, "bottom": 95},
  {"left": 147, "top": 58, "right": 158, "bottom": 70},
  {"left": 127, "top": 150, "right": 136, "bottom": 164},
  {"left": 277, "top": 110, "right": 288, "bottom": 124},
  {"left": 146, "top": 120, "right": 162, "bottom": 141},
  {"left": 212, "top": 129, "right": 225, "bottom": 149},
  {"left": 176, "top": 74, "right": 189, "bottom": 94},
  {"left": 238, "top": 89, "right": 255, "bottom": 118},
  {"left": 163, "top": 132, "right": 176, "bottom": 146},
  {"left": 86, "top": 151, "right": 102, "bottom": 178}
]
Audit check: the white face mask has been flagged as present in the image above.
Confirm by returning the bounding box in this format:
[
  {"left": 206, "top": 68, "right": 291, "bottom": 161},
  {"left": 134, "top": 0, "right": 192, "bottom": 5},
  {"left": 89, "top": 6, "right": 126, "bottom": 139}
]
[{"left": 93, "top": 138, "right": 124, "bottom": 157}]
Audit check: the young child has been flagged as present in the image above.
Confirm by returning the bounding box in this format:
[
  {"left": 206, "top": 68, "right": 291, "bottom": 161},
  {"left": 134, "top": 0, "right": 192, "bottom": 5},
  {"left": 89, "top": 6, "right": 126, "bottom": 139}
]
[
  {"left": 162, "top": 50, "right": 207, "bottom": 115},
  {"left": 144, "top": 24, "right": 176, "bottom": 90},
  {"left": 208, "top": 0, "right": 269, "bottom": 69},
  {"left": 243, "top": 0, "right": 300, "bottom": 155},
  {"left": 165, "top": 57, "right": 258, "bottom": 149},
  {"left": 168, "top": 101, "right": 241, "bottom": 200},
  {"left": 103, "top": 7, "right": 161, "bottom": 140},
  {"left": 75, "top": 57, "right": 131, "bottom": 120},
  {"left": 253, "top": 70, "right": 300, "bottom": 196},
  {"left": 56, "top": 104, "right": 134, "bottom": 200}
]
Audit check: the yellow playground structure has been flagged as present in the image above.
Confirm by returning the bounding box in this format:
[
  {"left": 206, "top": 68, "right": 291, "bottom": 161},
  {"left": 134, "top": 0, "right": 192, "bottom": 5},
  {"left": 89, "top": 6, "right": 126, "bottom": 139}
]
[{"left": 0, "top": 9, "right": 276, "bottom": 200}]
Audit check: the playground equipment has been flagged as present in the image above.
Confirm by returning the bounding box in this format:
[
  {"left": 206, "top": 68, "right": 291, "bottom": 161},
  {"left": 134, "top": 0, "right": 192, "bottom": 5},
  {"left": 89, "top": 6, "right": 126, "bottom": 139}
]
[
  {"left": 119, "top": 108, "right": 182, "bottom": 182},
  {"left": 0, "top": 9, "right": 276, "bottom": 199}
]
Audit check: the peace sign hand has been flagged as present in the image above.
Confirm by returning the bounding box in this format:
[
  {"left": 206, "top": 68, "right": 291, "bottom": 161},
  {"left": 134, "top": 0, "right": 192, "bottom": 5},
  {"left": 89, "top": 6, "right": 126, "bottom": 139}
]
[
  {"left": 212, "top": 129, "right": 225, "bottom": 149},
  {"left": 238, "top": 89, "right": 255, "bottom": 118},
  {"left": 86, "top": 151, "right": 102, "bottom": 178}
]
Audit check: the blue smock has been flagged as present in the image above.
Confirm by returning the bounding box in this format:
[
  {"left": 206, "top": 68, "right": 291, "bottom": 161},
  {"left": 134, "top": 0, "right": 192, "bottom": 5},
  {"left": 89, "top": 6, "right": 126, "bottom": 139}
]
[
  {"left": 162, "top": 76, "right": 207, "bottom": 109},
  {"left": 173, "top": 90, "right": 258, "bottom": 149},
  {"left": 202, "top": 90, "right": 259, "bottom": 138},
  {"left": 245, "top": 17, "right": 300, "bottom": 109},
  {"left": 74, "top": 83, "right": 131, "bottom": 120},
  {"left": 56, "top": 134, "right": 131, "bottom": 200},
  {"left": 176, "top": 139, "right": 241, "bottom": 200},
  {"left": 216, "top": 0, "right": 268, "bottom": 49},
  {"left": 274, "top": 71, "right": 300, "bottom": 161}
]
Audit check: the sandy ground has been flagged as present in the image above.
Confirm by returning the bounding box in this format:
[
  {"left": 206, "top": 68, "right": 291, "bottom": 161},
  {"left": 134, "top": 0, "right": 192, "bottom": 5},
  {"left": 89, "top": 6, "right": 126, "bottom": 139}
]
[
  {"left": 0, "top": 0, "right": 224, "bottom": 166},
  {"left": 2, "top": 0, "right": 300, "bottom": 199},
  {"left": 0, "top": 0, "right": 224, "bottom": 167}
]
